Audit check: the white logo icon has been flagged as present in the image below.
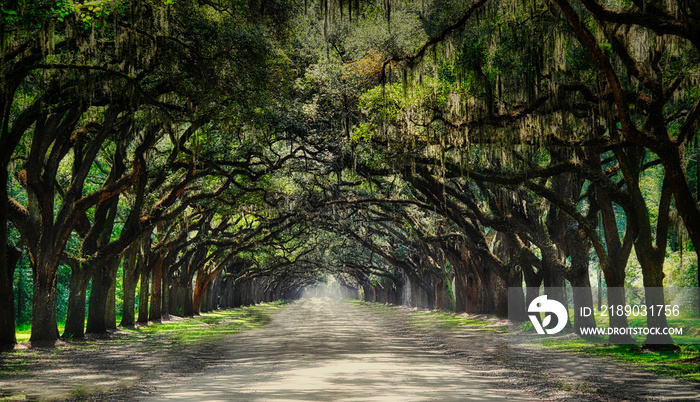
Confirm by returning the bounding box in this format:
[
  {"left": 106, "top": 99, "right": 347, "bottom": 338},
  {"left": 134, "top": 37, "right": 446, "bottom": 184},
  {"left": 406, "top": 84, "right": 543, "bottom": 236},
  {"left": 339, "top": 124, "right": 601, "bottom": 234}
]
[{"left": 528, "top": 295, "right": 568, "bottom": 335}]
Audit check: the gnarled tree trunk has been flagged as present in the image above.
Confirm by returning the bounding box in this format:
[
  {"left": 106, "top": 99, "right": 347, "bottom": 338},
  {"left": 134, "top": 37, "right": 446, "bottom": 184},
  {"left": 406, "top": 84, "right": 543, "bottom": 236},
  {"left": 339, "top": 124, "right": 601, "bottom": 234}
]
[
  {"left": 86, "top": 257, "right": 120, "bottom": 334},
  {"left": 63, "top": 263, "right": 91, "bottom": 339},
  {"left": 120, "top": 243, "right": 140, "bottom": 327},
  {"left": 149, "top": 253, "right": 164, "bottom": 322},
  {"left": 30, "top": 251, "right": 61, "bottom": 344},
  {"left": 0, "top": 242, "right": 21, "bottom": 347}
]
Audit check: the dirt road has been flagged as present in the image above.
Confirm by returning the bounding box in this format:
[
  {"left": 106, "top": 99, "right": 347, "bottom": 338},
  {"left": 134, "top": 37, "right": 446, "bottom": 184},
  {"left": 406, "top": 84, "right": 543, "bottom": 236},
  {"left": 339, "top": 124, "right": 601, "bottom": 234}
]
[
  {"left": 135, "top": 297, "right": 535, "bottom": 401},
  {"left": 132, "top": 298, "right": 700, "bottom": 401}
]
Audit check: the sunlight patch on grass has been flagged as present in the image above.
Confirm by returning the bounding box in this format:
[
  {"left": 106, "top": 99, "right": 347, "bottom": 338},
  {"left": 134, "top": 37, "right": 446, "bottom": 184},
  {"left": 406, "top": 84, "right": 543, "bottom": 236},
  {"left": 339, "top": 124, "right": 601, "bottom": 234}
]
[
  {"left": 15, "top": 333, "right": 29, "bottom": 343},
  {"left": 409, "top": 311, "right": 490, "bottom": 330},
  {"left": 0, "top": 393, "right": 27, "bottom": 401},
  {"left": 12, "top": 302, "right": 288, "bottom": 347},
  {"left": 15, "top": 322, "right": 66, "bottom": 343},
  {"left": 350, "top": 300, "right": 502, "bottom": 333},
  {"left": 348, "top": 300, "right": 395, "bottom": 315},
  {"left": 407, "top": 311, "right": 499, "bottom": 333},
  {"left": 118, "top": 301, "right": 288, "bottom": 346}
]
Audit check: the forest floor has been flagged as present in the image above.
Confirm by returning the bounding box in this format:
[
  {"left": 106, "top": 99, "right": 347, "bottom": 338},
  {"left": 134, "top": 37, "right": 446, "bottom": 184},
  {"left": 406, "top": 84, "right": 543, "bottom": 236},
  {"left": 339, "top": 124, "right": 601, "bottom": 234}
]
[{"left": 1, "top": 298, "right": 700, "bottom": 401}]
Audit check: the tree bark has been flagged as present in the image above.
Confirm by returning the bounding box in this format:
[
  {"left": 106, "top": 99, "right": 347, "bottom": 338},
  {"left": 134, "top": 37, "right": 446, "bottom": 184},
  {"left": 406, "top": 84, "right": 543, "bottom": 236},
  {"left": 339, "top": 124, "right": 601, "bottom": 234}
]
[
  {"left": 192, "top": 272, "right": 210, "bottom": 315},
  {"left": 86, "top": 257, "right": 119, "bottom": 334},
  {"left": 15, "top": 259, "right": 24, "bottom": 331},
  {"left": 120, "top": 244, "right": 140, "bottom": 327},
  {"left": 566, "top": 237, "right": 597, "bottom": 335},
  {"left": 149, "top": 254, "right": 163, "bottom": 322},
  {"left": 594, "top": 172, "right": 636, "bottom": 343},
  {"left": 137, "top": 270, "right": 150, "bottom": 323},
  {"left": 568, "top": 269, "right": 597, "bottom": 336},
  {"left": 606, "top": 282, "right": 634, "bottom": 344},
  {"left": 30, "top": 256, "right": 60, "bottom": 344},
  {"left": 452, "top": 254, "right": 468, "bottom": 313},
  {"left": 493, "top": 271, "right": 509, "bottom": 318},
  {"left": 522, "top": 261, "right": 542, "bottom": 308},
  {"left": 602, "top": 258, "right": 636, "bottom": 343},
  {"left": 63, "top": 263, "right": 91, "bottom": 339},
  {"left": 542, "top": 258, "right": 571, "bottom": 329},
  {"left": 618, "top": 147, "right": 675, "bottom": 346},
  {"left": 105, "top": 273, "right": 117, "bottom": 330},
  {"left": 137, "top": 238, "right": 150, "bottom": 323},
  {"left": 0, "top": 241, "right": 21, "bottom": 347},
  {"left": 467, "top": 260, "right": 482, "bottom": 313},
  {"left": 435, "top": 276, "right": 451, "bottom": 311},
  {"left": 507, "top": 266, "right": 527, "bottom": 322},
  {"left": 168, "top": 278, "right": 181, "bottom": 316},
  {"left": 161, "top": 253, "right": 174, "bottom": 318},
  {"left": 362, "top": 282, "right": 373, "bottom": 302}
]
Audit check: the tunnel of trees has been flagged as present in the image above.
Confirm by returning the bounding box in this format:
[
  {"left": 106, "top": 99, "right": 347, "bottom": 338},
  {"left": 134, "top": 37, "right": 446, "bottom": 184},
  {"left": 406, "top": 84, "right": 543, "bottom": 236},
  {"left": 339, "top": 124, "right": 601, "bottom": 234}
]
[{"left": 1, "top": 0, "right": 699, "bottom": 348}]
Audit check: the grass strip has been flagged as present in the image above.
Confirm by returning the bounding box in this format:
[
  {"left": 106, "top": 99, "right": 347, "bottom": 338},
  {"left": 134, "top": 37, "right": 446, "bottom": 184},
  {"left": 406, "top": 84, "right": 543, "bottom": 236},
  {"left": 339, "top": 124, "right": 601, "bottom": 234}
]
[
  {"left": 349, "top": 300, "right": 503, "bottom": 332},
  {"left": 119, "top": 301, "right": 288, "bottom": 346}
]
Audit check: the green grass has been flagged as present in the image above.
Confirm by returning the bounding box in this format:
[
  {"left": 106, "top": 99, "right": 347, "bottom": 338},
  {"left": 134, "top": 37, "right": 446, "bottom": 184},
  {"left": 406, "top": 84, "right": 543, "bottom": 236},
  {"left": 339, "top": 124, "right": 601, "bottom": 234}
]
[
  {"left": 408, "top": 311, "right": 491, "bottom": 330},
  {"left": 351, "top": 300, "right": 503, "bottom": 332},
  {"left": 69, "top": 384, "right": 91, "bottom": 399},
  {"left": 14, "top": 323, "right": 31, "bottom": 343},
  {"left": 13, "top": 303, "right": 288, "bottom": 345},
  {"left": 15, "top": 322, "right": 66, "bottom": 343},
  {"left": 348, "top": 300, "right": 396, "bottom": 315},
  {"left": 121, "top": 302, "right": 288, "bottom": 344},
  {"left": 14, "top": 315, "right": 125, "bottom": 342},
  {"left": 0, "top": 393, "right": 28, "bottom": 401}
]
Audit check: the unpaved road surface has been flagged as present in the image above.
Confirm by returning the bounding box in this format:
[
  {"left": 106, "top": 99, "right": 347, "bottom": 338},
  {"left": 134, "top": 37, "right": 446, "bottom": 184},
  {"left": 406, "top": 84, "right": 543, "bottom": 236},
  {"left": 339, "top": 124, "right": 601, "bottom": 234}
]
[
  {"left": 2, "top": 298, "right": 700, "bottom": 401},
  {"left": 132, "top": 298, "right": 700, "bottom": 401},
  {"left": 134, "top": 297, "right": 531, "bottom": 401}
]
